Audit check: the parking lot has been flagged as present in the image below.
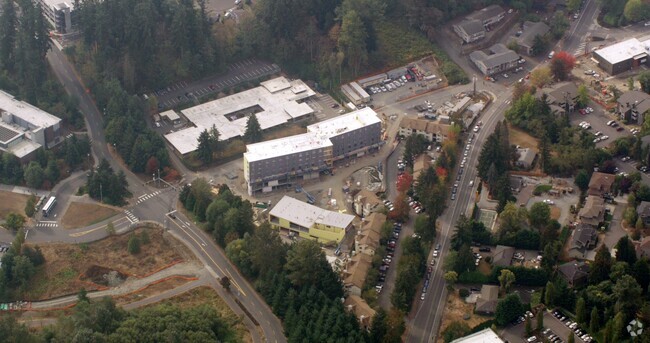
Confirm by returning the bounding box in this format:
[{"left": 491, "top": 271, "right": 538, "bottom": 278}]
[
  {"left": 151, "top": 59, "right": 280, "bottom": 110},
  {"left": 500, "top": 310, "right": 590, "bottom": 343},
  {"left": 567, "top": 100, "right": 629, "bottom": 148}
]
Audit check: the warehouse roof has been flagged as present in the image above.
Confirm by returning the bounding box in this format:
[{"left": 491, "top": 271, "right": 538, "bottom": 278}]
[
  {"left": 451, "top": 328, "right": 504, "bottom": 343},
  {"left": 164, "top": 126, "right": 202, "bottom": 155},
  {"left": 307, "top": 107, "right": 381, "bottom": 138},
  {"left": 269, "top": 196, "right": 355, "bottom": 230},
  {"left": 595, "top": 38, "right": 650, "bottom": 65},
  {"left": 0, "top": 90, "right": 61, "bottom": 128}
]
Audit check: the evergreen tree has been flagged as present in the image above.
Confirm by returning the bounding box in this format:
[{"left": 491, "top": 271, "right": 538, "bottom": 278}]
[
  {"left": 244, "top": 114, "right": 262, "bottom": 143},
  {"left": 544, "top": 281, "right": 555, "bottom": 306},
  {"left": 575, "top": 297, "right": 586, "bottom": 324},
  {"left": 615, "top": 236, "right": 637, "bottom": 265},
  {"left": 196, "top": 129, "right": 213, "bottom": 164},
  {"left": 0, "top": 0, "right": 17, "bottom": 70},
  {"left": 536, "top": 310, "right": 543, "bottom": 331},
  {"left": 589, "top": 307, "right": 599, "bottom": 333},
  {"left": 590, "top": 244, "right": 612, "bottom": 284},
  {"left": 127, "top": 234, "right": 141, "bottom": 254},
  {"left": 568, "top": 333, "right": 574, "bottom": 343},
  {"left": 539, "top": 133, "right": 551, "bottom": 173}
]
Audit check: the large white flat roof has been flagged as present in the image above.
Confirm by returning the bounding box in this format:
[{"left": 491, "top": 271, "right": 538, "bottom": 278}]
[
  {"left": 595, "top": 38, "right": 650, "bottom": 65},
  {"left": 165, "top": 77, "right": 316, "bottom": 154},
  {"left": 307, "top": 107, "right": 381, "bottom": 138},
  {"left": 269, "top": 196, "right": 355, "bottom": 229},
  {"left": 160, "top": 110, "right": 180, "bottom": 121},
  {"left": 451, "top": 329, "right": 504, "bottom": 343},
  {"left": 0, "top": 90, "right": 61, "bottom": 128},
  {"left": 244, "top": 132, "right": 332, "bottom": 163},
  {"left": 165, "top": 126, "right": 203, "bottom": 155}
]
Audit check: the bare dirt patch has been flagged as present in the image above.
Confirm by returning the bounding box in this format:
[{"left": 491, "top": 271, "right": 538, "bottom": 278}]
[
  {"left": 0, "top": 191, "right": 29, "bottom": 219},
  {"left": 550, "top": 206, "right": 561, "bottom": 221},
  {"left": 437, "top": 291, "right": 493, "bottom": 343},
  {"left": 61, "top": 202, "right": 120, "bottom": 229},
  {"left": 23, "top": 227, "right": 192, "bottom": 301},
  {"left": 148, "top": 286, "right": 252, "bottom": 343},
  {"left": 508, "top": 126, "right": 540, "bottom": 153},
  {"left": 115, "top": 276, "right": 195, "bottom": 305}
]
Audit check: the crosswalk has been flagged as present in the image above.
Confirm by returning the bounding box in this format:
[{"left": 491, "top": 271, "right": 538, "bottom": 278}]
[
  {"left": 135, "top": 189, "right": 166, "bottom": 204},
  {"left": 124, "top": 210, "right": 139, "bottom": 224},
  {"left": 573, "top": 41, "right": 587, "bottom": 57},
  {"left": 36, "top": 221, "right": 58, "bottom": 228}
]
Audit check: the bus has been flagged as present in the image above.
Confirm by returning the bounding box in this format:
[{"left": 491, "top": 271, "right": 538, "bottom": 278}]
[{"left": 42, "top": 196, "right": 57, "bottom": 217}]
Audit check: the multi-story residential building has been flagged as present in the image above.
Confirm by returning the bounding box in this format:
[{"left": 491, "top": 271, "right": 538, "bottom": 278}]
[
  {"left": 469, "top": 44, "right": 519, "bottom": 76},
  {"left": 399, "top": 117, "right": 451, "bottom": 143},
  {"left": 617, "top": 91, "right": 650, "bottom": 125},
  {"left": 516, "top": 21, "right": 550, "bottom": 56},
  {"left": 268, "top": 196, "right": 355, "bottom": 244},
  {"left": 453, "top": 20, "right": 486, "bottom": 44},
  {"left": 38, "top": 0, "right": 77, "bottom": 34},
  {"left": 244, "top": 107, "right": 382, "bottom": 195},
  {"left": 0, "top": 90, "right": 62, "bottom": 162}
]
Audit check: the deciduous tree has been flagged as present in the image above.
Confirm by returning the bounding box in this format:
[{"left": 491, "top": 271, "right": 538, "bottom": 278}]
[
  {"left": 498, "top": 269, "right": 516, "bottom": 293},
  {"left": 550, "top": 51, "right": 576, "bottom": 81},
  {"left": 530, "top": 67, "right": 553, "bottom": 88}
]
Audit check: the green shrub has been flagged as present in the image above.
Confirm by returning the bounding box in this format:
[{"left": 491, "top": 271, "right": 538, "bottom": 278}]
[
  {"left": 459, "top": 288, "right": 470, "bottom": 298},
  {"left": 458, "top": 271, "right": 490, "bottom": 284},
  {"left": 533, "top": 184, "right": 552, "bottom": 195}
]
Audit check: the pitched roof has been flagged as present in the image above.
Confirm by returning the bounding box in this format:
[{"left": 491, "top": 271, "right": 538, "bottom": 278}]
[
  {"left": 570, "top": 224, "right": 597, "bottom": 252},
  {"left": 400, "top": 117, "right": 451, "bottom": 136},
  {"left": 588, "top": 172, "right": 615, "bottom": 196},
  {"left": 516, "top": 148, "right": 536, "bottom": 166},
  {"left": 468, "top": 5, "right": 505, "bottom": 23},
  {"left": 357, "top": 213, "right": 386, "bottom": 250},
  {"left": 457, "top": 19, "right": 485, "bottom": 36},
  {"left": 475, "top": 285, "right": 499, "bottom": 313},
  {"left": 470, "top": 44, "right": 519, "bottom": 70},
  {"left": 518, "top": 21, "right": 550, "bottom": 47},
  {"left": 558, "top": 261, "right": 589, "bottom": 284},
  {"left": 547, "top": 82, "right": 579, "bottom": 104},
  {"left": 493, "top": 245, "right": 515, "bottom": 266},
  {"left": 344, "top": 295, "right": 375, "bottom": 327},
  {"left": 578, "top": 195, "right": 605, "bottom": 226},
  {"left": 636, "top": 236, "right": 650, "bottom": 258},
  {"left": 638, "top": 201, "right": 650, "bottom": 218},
  {"left": 618, "top": 91, "right": 650, "bottom": 115},
  {"left": 343, "top": 253, "right": 373, "bottom": 289}
]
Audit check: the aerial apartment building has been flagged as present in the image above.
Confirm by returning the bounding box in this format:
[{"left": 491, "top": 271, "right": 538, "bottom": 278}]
[
  {"left": 268, "top": 195, "right": 355, "bottom": 243},
  {"left": 0, "top": 90, "right": 62, "bottom": 162},
  {"left": 244, "top": 107, "right": 382, "bottom": 195},
  {"left": 38, "top": 0, "right": 77, "bottom": 34}
]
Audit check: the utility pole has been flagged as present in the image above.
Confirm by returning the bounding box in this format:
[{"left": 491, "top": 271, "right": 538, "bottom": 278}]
[
  {"left": 473, "top": 75, "right": 477, "bottom": 96},
  {"left": 100, "top": 183, "right": 103, "bottom": 203}
]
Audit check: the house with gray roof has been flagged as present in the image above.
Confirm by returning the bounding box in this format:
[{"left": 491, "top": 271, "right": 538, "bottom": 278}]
[
  {"left": 467, "top": 5, "right": 506, "bottom": 27},
  {"left": 475, "top": 285, "right": 499, "bottom": 314},
  {"left": 517, "top": 21, "right": 550, "bottom": 56},
  {"left": 454, "top": 20, "right": 486, "bottom": 44},
  {"left": 492, "top": 245, "right": 515, "bottom": 267},
  {"left": 638, "top": 201, "right": 650, "bottom": 227},
  {"left": 617, "top": 91, "right": 650, "bottom": 125},
  {"left": 578, "top": 195, "right": 606, "bottom": 227},
  {"left": 546, "top": 82, "right": 579, "bottom": 112},
  {"left": 515, "top": 148, "right": 536, "bottom": 169},
  {"left": 558, "top": 261, "right": 589, "bottom": 287},
  {"left": 470, "top": 44, "right": 519, "bottom": 76},
  {"left": 568, "top": 223, "right": 598, "bottom": 259}
]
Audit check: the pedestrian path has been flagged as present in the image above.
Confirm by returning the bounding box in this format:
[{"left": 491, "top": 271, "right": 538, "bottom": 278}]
[
  {"left": 124, "top": 210, "right": 139, "bottom": 224},
  {"left": 574, "top": 41, "right": 587, "bottom": 56},
  {"left": 36, "top": 221, "right": 58, "bottom": 228},
  {"left": 135, "top": 189, "right": 169, "bottom": 205}
]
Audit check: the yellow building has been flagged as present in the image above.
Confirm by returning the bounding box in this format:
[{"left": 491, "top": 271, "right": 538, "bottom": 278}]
[{"left": 269, "top": 196, "right": 355, "bottom": 244}]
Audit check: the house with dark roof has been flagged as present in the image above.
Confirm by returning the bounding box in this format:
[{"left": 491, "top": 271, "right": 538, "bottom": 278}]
[
  {"left": 587, "top": 172, "right": 615, "bottom": 197},
  {"left": 510, "top": 176, "right": 524, "bottom": 193},
  {"left": 454, "top": 20, "right": 486, "bottom": 43},
  {"left": 578, "top": 196, "right": 606, "bottom": 227},
  {"left": 470, "top": 44, "right": 520, "bottom": 76},
  {"left": 515, "top": 148, "right": 536, "bottom": 169},
  {"left": 616, "top": 91, "right": 650, "bottom": 125},
  {"left": 568, "top": 223, "right": 598, "bottom": 259},
  {"left": 546, "top": 82, "right": 580, "bottom": 112},
  {"left": 517, "top": 21, "right": 550, "bottom": 56},
  {"left": 635, "top": 236, "right": 650, "bottom": 259},
  {"left": 475, "top": 285, "right": 500, "bottom": 314},
  {"left": 492, "top": 245, "right": 515, "bottom": 267},
  {"left": 468, "top": 5, "right": 506, "bottom": 27},
  {"left": 638, "top": 201, "right": 650, "bottom": 226},
  {"left": 558, "top": 260, "right": 589, "bottom": 287}
]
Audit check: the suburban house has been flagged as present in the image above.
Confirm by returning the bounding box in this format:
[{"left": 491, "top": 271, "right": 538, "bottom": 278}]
[
  {"left": 468, "top": 5, "right": 507, "bottom": 27},
  {"left": 510, "top": 176, "right": 524, "bottom": 193},
  {"left": 568, "top": 223, "right": 598, "bottom": 259},
  {"left": 354, "top": 212, "right": 386, "bottom": 256},
  {"left": 492, "top": 245, "right": 515, "bottom": 267},
  {"left": 587, "top": 172, "right": 615, "bottom": 197},
  {"left": 578, "top": 196, "right": 606, "bottom": 227},
  {"left": 517, "top": 21, "right": 550, "bottom": 56},
  {"left": 515, "top": 148, "right": 536, "bottom": 169},
  {"left": 616, "top": 91, "right": 650, "bottom": 125},
  {"left": 638, "top": 201, "right": 650, "bottom": 227},
  {"left": 475, "top": 285, "right": 499, "bottom": 314},
  {"left": 558, "top": 261, "right": 590, "bottom": 287},
  {"left": 546, "top": 82, "right": 579, "bottom": 112},
  {"left": 399, "top": 117, "right": 451, "bottom": 143},
  {"left": 344, "top": 295, "right": 375, "bottom": 329},
  {"left": 453, "top": 20, "right": 486, "bottom": 44},
  {"left": 469, "top": 44, "right": 519, "bottom": 76},
  {"left": 342, "top": 253, "right": 373, "bottom": 296},
  {"left": 269, "top": 196, "right": 355, "bottom": 244},
  {"left": 353, "top": 189, "right": 381, "bottom": 217},
  {"left": 636, "top": 236, "right": 650, "bottom": 259}
]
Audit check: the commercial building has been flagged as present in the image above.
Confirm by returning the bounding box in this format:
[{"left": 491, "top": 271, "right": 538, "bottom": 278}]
[
  {"left": 244, "top": 107, "right": 382, "bottom": 195},
  {"left": 357, "top": 74, "right": 387, "bottom": 88},
  {"left": 470, "top": 44, "right": 519, "bottom": 76},
  {"left": 341, "top": 82, "right": 370, "bottom": 105},
  {"left": 0, "top": 90, "right": 62, "bottom": 161},
  {"left": 616, "top": 90, "right": 650, "bottom": 125},
  {"left": 268, "top": 196, "right": 355, "bottom": 244},
  {"left": 517, "top": 21, "right": 550, "bottom": 56},
  {"left": 399, "top": 117, "right": 452, "bottom": 143},
  {"left": 451, "top": 328, "right": 504, "bottom": 343},
  {"left": 165, "top": 77, "right": 316, "bottom": 156},
  {"left": 38, "top": 0, "right": 76, "bottom": 34},
  {"left": 453, "top": 20, "right": 486, "bottom": 44},
  {"left": 593, "top": 38, "right": 650, "bottom": 75}
]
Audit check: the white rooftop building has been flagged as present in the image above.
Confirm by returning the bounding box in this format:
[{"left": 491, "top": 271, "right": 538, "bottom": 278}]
[
  {"left": 593, "top": 38, "right": 650, "bottom": 75},
  {"left": 0, "top": 90, "right": 62, "bottom": 161},
  {"left": 451, "top": 329, "right": 504, "bottom": 343},
  {"left": 165, "top": 76, "right": 316, "bottom": 156}
]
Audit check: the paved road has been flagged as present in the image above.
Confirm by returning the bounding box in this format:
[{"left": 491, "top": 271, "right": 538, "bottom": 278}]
[
  {"left": 406, "top": 87, "right": 513, "bottom": 343},
  {"left": 562, "top": 0, "right": 601, "bottom": 57}
]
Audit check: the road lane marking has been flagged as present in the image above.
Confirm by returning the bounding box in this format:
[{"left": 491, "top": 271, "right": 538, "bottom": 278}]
[{"left": 69, "top": 216, "right": 130, "bottom": 237}]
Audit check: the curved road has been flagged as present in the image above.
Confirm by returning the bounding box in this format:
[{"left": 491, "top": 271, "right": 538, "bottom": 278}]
[{"left": 38, "top": 43, "right": 287, "bottom": 343}]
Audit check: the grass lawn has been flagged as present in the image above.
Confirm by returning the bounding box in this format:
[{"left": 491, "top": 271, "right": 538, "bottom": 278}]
[
  {"left": 533, "top": 184, "right": 553, "bottom": 195},
  {"left": 508, "top": 126, "right": 540, "bottom": 153},
  {"left": 149, "top": 286, "right": 252, "bottom": 343},
  {"left": 61, "top": 202, "right": 121, "bottom": 229},
  {"left": 438, "top": 291, "right": 492, "bottom": 343},
  {"left": 0, "top": 191, "right": 29, "bottom": 219},
  {"left": 22, "top": 227, "right": 191, "bottom": 301}
]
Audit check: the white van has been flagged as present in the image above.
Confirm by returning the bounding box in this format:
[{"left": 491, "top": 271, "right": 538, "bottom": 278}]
[
  {"left": 527, "top": 337, "right": 538, "bottom": 343},
  {"left": 548, "top": 51, "right": 555, "bottom": 59},
  {"left": 469, "top": 180, "right": 474, "bottom": 187}
]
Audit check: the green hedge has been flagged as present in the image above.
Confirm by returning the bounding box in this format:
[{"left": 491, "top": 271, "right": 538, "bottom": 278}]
[
  {"left": 490, "top": 266, "right": 548, "bottom": 287},
  {"left": 458, "top": 271, "right": 490, "bottom": 284}
]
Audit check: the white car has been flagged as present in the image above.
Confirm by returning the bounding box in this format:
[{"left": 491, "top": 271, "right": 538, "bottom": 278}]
[
  {"left": 473, "top": 126, "right": 480, "bottom": 133},
  {"left": 469, "top": 180, "right": 474, "bottom": 187},
  {"left": 543, "top": 199, "right": 555, "bottom": 205}
]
